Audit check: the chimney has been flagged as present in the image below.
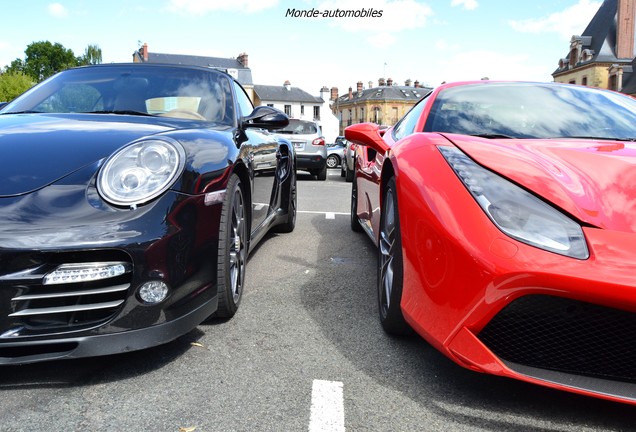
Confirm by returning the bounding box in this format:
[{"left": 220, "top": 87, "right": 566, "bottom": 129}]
[
  {"left": 405, "top": 79, "right": 412, "bottom": 87},
  {"left": 414, "top": 80, "right": 420, "bottom": 88},
  {"left": 378, "top": 77, "right": 386, "bottom": 86},
  {"left": 617, "top": 0, "right": 636, "bottom": 59},
  {"left": 387, "top": 77, "right": 393, "bottom": 86},
  {"left": 348, "top": 86, "right": 353, "bottom": 100},
  {"left": 357, "top": 81, "right": 363, "bottom": 92},
  {"left": 368, "top": 81, "right": 373, "bottom": 89},
  {"left": 237, "top": 52, "right": 249, "bottom": 67},
  {"left": 140, "top": 43, "right": 149, "bottom": 62},
  {"left": 284, "top": 80, "right": 291, "bottom": 91},
  {"left": 330, "top": 86, "right": 339, "bottom": 101}
]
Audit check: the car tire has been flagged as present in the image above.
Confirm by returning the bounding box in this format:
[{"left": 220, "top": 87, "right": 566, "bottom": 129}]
[
  {"left": 326, "top": 154, "right": 339, "bottom": 169},
  {"left": 214, "top": 173, "right": 247, "bottom": 318},
  {"left": 345, "top": 164, "right": 354, "bottom": 182},
  {"left": 350, "top": 179, "right": 363, "bottom": 232},
  {"left": 272, "top": 169, "right": 297, "bottom": 233},
  {"left": 378, "top": 177, "right": 410, "bottom": 335},
  {"left": 316, "top": 164, "right": 327, "bottom": 181}
]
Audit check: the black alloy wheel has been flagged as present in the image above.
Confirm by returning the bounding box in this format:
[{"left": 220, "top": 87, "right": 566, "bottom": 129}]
[
  {"left": 215, "top": 173, "right": 247, "bottom": 318},
  {"left": 377, "top": 177, "right": 410, "bottom": 334},
  {"left": 350, "top": 179, "right": 362, "bottom": 232}
]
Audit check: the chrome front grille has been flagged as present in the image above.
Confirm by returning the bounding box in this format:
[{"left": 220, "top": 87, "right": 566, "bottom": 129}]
[
  {"left": 0, "top": 251, "right": 133, "bottom": 335},
  {"left": 10, "top": 283, "right": 129, "bottom": 317}
]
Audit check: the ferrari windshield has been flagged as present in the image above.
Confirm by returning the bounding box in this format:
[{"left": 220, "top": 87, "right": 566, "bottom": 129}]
[
  {"left": 425, "top": 82, "right": 636, "bottom": 140},
  {"left": 1, "top": 64, "right": 236, "bottom": 125}
]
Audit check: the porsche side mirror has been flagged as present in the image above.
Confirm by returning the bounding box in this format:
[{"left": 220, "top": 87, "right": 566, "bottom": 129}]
[
  {"left": 243, "top": 106, "right": 289, "bottom": 130},
  {"left": 345, "top": 122, "right": 389, "bottom": 154}
]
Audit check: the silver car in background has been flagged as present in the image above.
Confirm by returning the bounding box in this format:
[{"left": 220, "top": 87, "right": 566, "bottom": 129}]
[{"left": 276, "top": 119, "right": 327, "bottom": 180}]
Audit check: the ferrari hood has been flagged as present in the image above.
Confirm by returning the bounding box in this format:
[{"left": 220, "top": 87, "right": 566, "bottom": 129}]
[
  {"left": 0, "top": 114, "right": 176, "bottom": 197},
  {"left": 445, "top": 134, "right": 636, "bottom": 233}
]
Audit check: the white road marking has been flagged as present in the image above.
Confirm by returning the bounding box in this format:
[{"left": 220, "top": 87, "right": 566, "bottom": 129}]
[
  {"left": 309, "top": 380, "right": 345, "bottom": 432},
  {"left": 325, "top": 212, "right": 335, "bottom": 219},
  {"left": 298, "top": 210, "right": 350, "bottom": 216}
]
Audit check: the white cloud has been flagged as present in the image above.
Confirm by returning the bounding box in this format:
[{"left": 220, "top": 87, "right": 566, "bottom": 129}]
[
  {"left": 431, "top": 50, "right": 553, "bottom": 84},
  {"left": 451, "top": 0, "right": 478, "bottom": 11},
  {"left": 367, "top": 32, "right": 396, "bottom": 49},
  {"left": 166, "top": 0, "right": 278, "bottom": 14},
  {"left": 509, "top": 0, "right": 602, "bottom": 40},
  {"left": 48, "top": 3, "right": 68, "bottom": 18},
  {"left": 317, "top": 0, "right": 433, "bottom": 31}
]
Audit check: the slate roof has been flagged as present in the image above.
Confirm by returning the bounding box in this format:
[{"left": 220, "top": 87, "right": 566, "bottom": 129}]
[
  {"left": 553, "top": 0, "right": 635, "bottom": 74},
  {"left": 135, "top": 52, "right": 253, "bottom": 85},
  {"left": 253, "top": 84, "right": 323, "bottom": 103},
  {"left": 335, "top": 85, "right": 432, "bottom": 105}
]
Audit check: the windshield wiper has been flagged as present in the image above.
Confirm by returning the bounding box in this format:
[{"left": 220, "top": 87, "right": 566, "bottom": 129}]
[
  {"left": 0, "top": 110, "right": 43, "bottom": 114},
  {"left": 85, "top": 110, "right": 154, "bottom": 117},
  {"left": 469, "top": 133, "right": 516, "bottom": 139},
  {"left": 561, "top": 136, "right": 636, "bottom": 141}
]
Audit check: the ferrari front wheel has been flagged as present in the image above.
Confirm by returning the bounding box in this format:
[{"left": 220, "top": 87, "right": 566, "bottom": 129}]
[
  {"left": 215, "top": 173, "right": 247, "bottom": 318},
  {"left": 378, "top": 177, "right": 410, "bottom": 335}
]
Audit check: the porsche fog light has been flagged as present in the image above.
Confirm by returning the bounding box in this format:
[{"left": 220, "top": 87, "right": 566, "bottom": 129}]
[
  {"left": 439, "top": 146, "right": 589, "bottom": 259},
  {"left": 98, "top": 138, "right": 185, "bottom": 207},
  {"left": 138, "top": 281, "right": 169, "bottom": 304},
  {"left": 44, "top": 262, "right": 131, "bottom": 285}
]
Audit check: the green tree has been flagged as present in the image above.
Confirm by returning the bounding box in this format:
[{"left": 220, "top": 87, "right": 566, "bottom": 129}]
[
  {"left": 0, "top": 72, "right": 35, "bottom": 101},
  {"left": 16, "top": 41, "right": 78, "bottom": 82},
  {"left": 78, "top": 44, "right": 102, "bottom": 65}
]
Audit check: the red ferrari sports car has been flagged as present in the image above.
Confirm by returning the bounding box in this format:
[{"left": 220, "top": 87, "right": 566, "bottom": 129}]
[{"left": 345, "top": 81, "right": 636, "bottom": 405}]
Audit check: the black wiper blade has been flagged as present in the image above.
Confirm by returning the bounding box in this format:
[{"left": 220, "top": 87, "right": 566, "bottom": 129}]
[
  {"left": 470, "top": 133, "right": 516, "bottom": 139},
  {"left": 86, "top": 110, "right": 154, "bottom": 117},
  {"left": 1, "top": 110, "right": 43, "bottom": 114},
  {"left": 561, "top": 135, "right": 636, "bottom": 141}
]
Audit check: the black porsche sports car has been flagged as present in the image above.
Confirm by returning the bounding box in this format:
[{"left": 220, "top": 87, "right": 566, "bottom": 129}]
[{"left": 0, "top": 63, "right": 296, "bottom": 364}]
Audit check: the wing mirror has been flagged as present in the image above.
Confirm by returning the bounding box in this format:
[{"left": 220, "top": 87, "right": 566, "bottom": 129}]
[
  {"left": 243, "top": 106, "right": 289, "bottom": 130},
  {"left": 345, "top": 122, "right": 389, "bottom": 154}
]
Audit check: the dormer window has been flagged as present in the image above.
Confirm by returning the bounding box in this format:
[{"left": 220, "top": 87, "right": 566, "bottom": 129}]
[{"left": 581, "top": 49, "right": 594, "bottom": 62}]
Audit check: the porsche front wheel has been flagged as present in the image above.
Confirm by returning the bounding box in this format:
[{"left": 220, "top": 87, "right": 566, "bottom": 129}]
[
  {"left": 215, "top": 173, "right": 247, "bottom": 318},
  {"left": 378, "top": 177, "right": 410, "bottom": 335}
]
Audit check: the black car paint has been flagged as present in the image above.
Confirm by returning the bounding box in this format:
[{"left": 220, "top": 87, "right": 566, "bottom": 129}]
[{"left": 0, "top": 64, "right": 294, "bottom": 364}]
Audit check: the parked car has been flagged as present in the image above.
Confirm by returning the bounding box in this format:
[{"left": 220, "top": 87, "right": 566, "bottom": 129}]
[
  {"left": 346, "top": 80, "right": 636, "bottom": 406},
  {"left": 0, "top": 63, "right": 296, "bottom": 364},
  {"left": 276, "top": 119, "right": 327, "bottom": 180},
  {"left": 326, "top": 140, "right": 345, "bottom": 169},
  {"left": 341, "top": 137, "right": 356, "bottom": 182}
]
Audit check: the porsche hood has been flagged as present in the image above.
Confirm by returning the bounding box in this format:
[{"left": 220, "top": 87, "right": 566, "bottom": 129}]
[
  {"left": 0, "top": 114, "right": 174, "bottom": 197},
  {"left": 445, "top": 134, "right": 636, "bottom": 233}
]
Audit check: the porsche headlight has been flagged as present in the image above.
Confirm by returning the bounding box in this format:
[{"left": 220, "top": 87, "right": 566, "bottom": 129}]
[
  {"left": 98, "top": 138, "right": 186, "bottom": 207},
  {"left": 439, "top": 146, "right": 589, "bottom": 259}
]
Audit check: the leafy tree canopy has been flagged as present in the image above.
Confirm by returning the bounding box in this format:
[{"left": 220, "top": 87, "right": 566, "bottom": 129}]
[
  {"left": 4, "top": 41, "right": 103, "bottom": 82},
  {"left": 0, "top": 72, "right": 35, "bottom": 102}
]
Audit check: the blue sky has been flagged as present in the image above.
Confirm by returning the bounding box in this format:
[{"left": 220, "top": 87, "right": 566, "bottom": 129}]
[{"left": 0, "top": 0, "right": 603, "bottom": 95}]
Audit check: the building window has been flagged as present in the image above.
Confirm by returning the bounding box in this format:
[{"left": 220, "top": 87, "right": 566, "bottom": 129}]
[
  {"left": 300, "top": 105, "right": 304, "bottom": 116},
  {"left": 581, "top": 76, "right": 588, "bottom": 86},
  {"left": 569, "top": 79, "right": 576, "bottom": 85},
  {"left": 284, "top": 105, "right": 291, "bottom": 116},
  {"left": 359, "top": 107, "right": 364, "bottom": 123},
  {"left": 314, "top": 106, "right": 320, "bottom": 121},
  {"left": 373, "top": 107, "right": 381, "bottom": 124},
  {"left": 267, "top": 104, "right": 274, "bottom": 107},
  {"left": 609, "top": 74, "right": 618, "bottom": 91}
]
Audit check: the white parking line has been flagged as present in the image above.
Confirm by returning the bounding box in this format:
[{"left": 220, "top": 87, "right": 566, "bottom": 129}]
[
  {"left": 309, "top": 380, "right": 345, "bottom": 432},
  {"left": 298, "top": 211, "right": 350, "bottom": 216}
]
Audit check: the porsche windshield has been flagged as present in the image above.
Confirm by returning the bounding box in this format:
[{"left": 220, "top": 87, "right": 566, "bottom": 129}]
[
  {"left": 1, "top": 65, "right": 235, "bottom": 125},
  {"left": 425, "top": 82, "right": 636, "bottom": 140}
]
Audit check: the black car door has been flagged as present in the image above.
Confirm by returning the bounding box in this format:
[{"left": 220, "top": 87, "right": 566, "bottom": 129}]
[{"left": 231, "top": 81, "right": 279, "bottom": 234}]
